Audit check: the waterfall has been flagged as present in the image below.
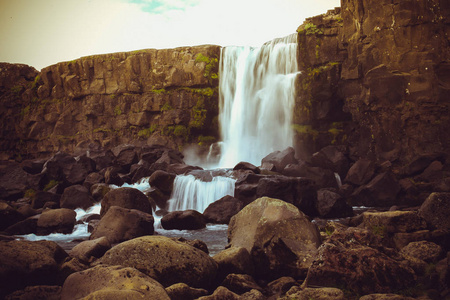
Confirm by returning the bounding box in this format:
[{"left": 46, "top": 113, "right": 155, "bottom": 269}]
[
  {"left": 218, "top": 34, "right": 299, "bottom": 168},
  {"left": 168, "top": 174, "right": 236, "bottom": 213}
]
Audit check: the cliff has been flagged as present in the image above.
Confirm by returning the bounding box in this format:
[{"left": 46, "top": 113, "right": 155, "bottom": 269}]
[
  {"left": 294, "top": 0, "right": 450, "bottom": 166},
  {"left": 0, "top": 45, "right": 220, "bottom": 159}
]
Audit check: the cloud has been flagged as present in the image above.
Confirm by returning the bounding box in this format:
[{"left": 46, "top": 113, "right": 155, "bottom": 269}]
[{"left": 126, "top": 0, "right": 200, "bottom": 14}]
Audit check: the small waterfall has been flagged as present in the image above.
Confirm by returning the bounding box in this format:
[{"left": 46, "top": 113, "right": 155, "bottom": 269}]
[
  {"left": 218, "top": 34, "right": 299, "bottom": 168},
  {"left": 168, "top": 174, "right": 236, "bottom": 213}
]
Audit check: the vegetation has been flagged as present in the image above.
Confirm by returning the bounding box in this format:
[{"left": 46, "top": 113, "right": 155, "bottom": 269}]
[
  {"left": 138, "top": 125, "right": 158, "bottom": 138},
  {"left": 43, "top": 180, "right": 60, "bottom": 192},
  {"left": 195, "top": 53, "right": 219, "bottom": 82},
  {"left": 161, "top": 102, "right": 173, "bottom": 112},
  {"left": 114, "top": 105, "right": 122, "bottom": 116},
  {"left": 298, "top": 22, "right": 323, "bottom": 35}
]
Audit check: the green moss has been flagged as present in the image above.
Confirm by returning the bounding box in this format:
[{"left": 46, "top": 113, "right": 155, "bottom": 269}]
[
  {"left": 184, "top": 87, "right": 216, "bottom": 97},
  {"left": 31, "top": 75, "right": 41, "bottom": 90},
  {"left": 43, "top": 180, "right": 60, "bottom": 192},
  {"left": 371, "top": 225, "right": 386, "bottom": 238},
  {"left": 138, "top": 124, "right": 158, "bottom": 138},
  {"left": 198, "top": 135, "right": 216, "bottom": 146},
  {"left": 173, "top": 125, "right": 188, "bottom": 137},
  {"left": 24, "top": 189, "right": 36, "bottom": 199},
  {"left": 152, "top": 88, "right": 166, "bottom": 94},
  {"left": 161, "top": 102, "right": 173, "bottom": 112},
  {"left": 292, "top": 124, "right": 319, "bottom": 140},
  {"left": 11, "top": 85, "right": 23, "bottom": 94},
  {"left": 114, "top": 105, "right": 122, "bottom": 116},
  {"left": 299, "top": 22, "right": 324, "bottom": 35},
  {"left": 20, "top": 105, "right": 31, "bottom": 117},
  {"left": 195, "top": 53, "right": 219, "bottom": 82},
  {"left": 190, "top": 99, "right": 207, "bottom": 129}
]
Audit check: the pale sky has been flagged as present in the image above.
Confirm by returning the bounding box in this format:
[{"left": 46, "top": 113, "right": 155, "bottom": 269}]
[{"left": 0, "top": 0, "right": 340, "bottom": 70}]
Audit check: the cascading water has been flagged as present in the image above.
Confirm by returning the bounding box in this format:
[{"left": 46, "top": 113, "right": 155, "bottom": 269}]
[
  {"left": 218, "top": 34, "right": 299, "bottom": 167},
  {"left": 168, "top": 174, "right": 236, "bottom": 213}
]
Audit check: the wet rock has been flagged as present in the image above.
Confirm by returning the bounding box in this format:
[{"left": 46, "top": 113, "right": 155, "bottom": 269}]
[
  {"left": 111, "top": 144, "right": 138, "bottom": 172},
  {"left": 4, "top": 285, "right": 61, "bottom": 300},
  {"left": 316, "top": 188, "right": 353, "bottom": 218},
  {"left": 60, "top": 185, "right": 94, "bottom": 210},
  {"left": 70, "top": 237, "right": 111, "bottom": 262},
  {"left": 282, "top": 286, "right": 345, "bottom": 300},
  {"left": 228, "top": 197, "right": 321, "bottom": 279},
  {"left": 165, "top": 283, "right": 208, "bottom": 300},
  {"left": 0, "top": 240, "right": 68, "bottom": 298},
  {"left": 83, "top": 172, "right": 104, "bottom": 190},
  {"left": 344, "top": 158, "right": 376, "bottom": 186},
  {"left": 299, "top": 166, "right": 339, "bottom": 189},
  {"left": 42, "top": 153, "right": 95, "bottom": 185},
  {"left": 60, "top": 265, "right": 169, "bottom": 300},
  {"left": 213, "top": 247, "right": 254, "bottom": 282},
  {"left": 402, "top": 154, "right": 445, "bottom": 177},
  {"left": 90, "top": 206, "right": 154, "bottom": 244},
  {"left": 418, "top": 192, "right": 450, "bottom": 231},
  {"left": 203, "top": 195, "right": 244, "bottom": 224},
  {"left": 310, "top": 145, "right": 349, "bottom": 178},
  {"left": 148, "top": 170, "right": 176, "bottom": 194},
  {"left": 96, "top": 235, "right": 218, "bottom": 288},
  {"left": 37, "top": 208, "right": 76, "bottom": 235},
  {"left": 161, "top": 210, "right": 206, "bottom": 230},
  {"left": 3, "top": 215, "right": 39, "bottom": 235},
  {"left": 0, "top": 162, "right": 40, "bottom": 201},
  {"left": 261, "top": 147, "right": 298, "bottom": 172},
  {"left": 103, "top": 166, "right": 123, "bottom": 185},
  {"left": 304, "top": 228, "right": 416, "bottom": 295},
  {"left": 350, "top": 172, "right": 401, "bottom": 207},
  {"left": 233, "top": 162, "right": 261, "bottom": 174},
  {"left": 166, "top": 163, "right": 203, "bottom": 175},
  {"left": 21, "top": 159, "right": 46, "bottom": 175},
  {"left": 100, "top": 187, "right": 152, "bottom": 217},
  {"left": 90, "top": 183, "right": 112, "bottom": 201},
  {"left": 221, "top": 273, "right": 262, "bottom": 295}
]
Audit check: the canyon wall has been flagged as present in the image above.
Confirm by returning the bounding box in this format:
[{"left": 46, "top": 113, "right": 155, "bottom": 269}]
[
  {"left": 0, "top": 46, "right": 220, "bottom": 160},
  {"left": 294, "top": 0, "right": 450, "bottom": 167}
]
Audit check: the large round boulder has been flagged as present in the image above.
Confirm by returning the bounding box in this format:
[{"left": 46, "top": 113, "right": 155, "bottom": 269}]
[
  {"left": 228, "top": 197, "right": 322, "bottom": 279},
  {"left": 100, "top": 187, "right": 152, "bottom": 217},
  {"left": 213, "top": 246, "right": 255, "bottom": 282},
  {"left": 37, "top": 208, "right": 76, "bottom": 235},
  {"left": 261, "top": 147, "right": 297, "bottom": 172},
  {"left": 418, "top": 192, "right": 450, "bottom": 231},
  {"left": 90, "top": 206, "right": 154, "bottom": 244},
  {"left": 0, "top": 240, "right": 68, "bottom": 298},
  {"left": 96, "top": 235, "right": 218, "bottom": 288},
  {"left": 161, "top": 210, "right": 206, "bottom": 230},
  {"left": 60, "top": 185, "right": 94, "bottom": 210},
  {"left": 203, "top": 195, "right": 244, "bottom": 224},
  {"left": 148, "top": 170, "right": 176, "bottom": 195},
  {"left": 60, "top": 265, "right": 169, "bottom": 300}
]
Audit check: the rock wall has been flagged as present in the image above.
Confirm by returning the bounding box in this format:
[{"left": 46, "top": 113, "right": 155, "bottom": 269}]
[
  {"left": 294, "top": 0, "right": 450, "bottom": 166},
  {"left": 0, "top": 45, "right": 220, "bottom": 160}
]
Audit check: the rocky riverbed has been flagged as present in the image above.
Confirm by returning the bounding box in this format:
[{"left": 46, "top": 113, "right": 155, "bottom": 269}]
[{"left": 0, "top": 144, "right": 449, "bottom": 299}]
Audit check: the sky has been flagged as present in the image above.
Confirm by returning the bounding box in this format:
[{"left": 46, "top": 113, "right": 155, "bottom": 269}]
[{"left": 0, "top": 0, "right": 340, "bottom": 70}]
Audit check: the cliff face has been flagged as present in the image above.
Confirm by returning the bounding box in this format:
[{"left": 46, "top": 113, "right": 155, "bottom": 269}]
[
  {"left": 294, "top": 0, "right": 450, "bottom": 165},
  {"left": 0, "top": 45, "right": 220, "bottom": 159}
]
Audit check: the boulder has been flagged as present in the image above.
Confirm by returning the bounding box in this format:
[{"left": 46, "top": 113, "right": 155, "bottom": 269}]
[
  {"left": 4, "top": 285, "right": 61, "bottom": 300},
  {"left": 42, "top": 152, "right": 95, "bottom": 185},
  {"left": 344, "top": 158, "right": 376, "bottom": 186},
  {"left": 221, "top": 273, "right": 262, "bottom": 295},
  {"left": 90, "top": 206, "right": 154, "bottom": 244},
  {"left": 359, "top": 294, "right": 415, "bottom": 300},
  {"left": 299, "top": 165, "right": 340, "bottom": 189},
  {"left": 233, "top": 173, "right": 264, "bottom": 205},
  {"left": 255, "top": 176, "right": 318, "bottom": 217},
  {"left": 402, "top": 153, "right": 445, "bottom": 177},
  {"left": 161, "top": 210, "right": 206, "bottom": 230},
  {"left": 415, "top": 160, "right": 444, "bottom": 182},
  {"left": 418, "top": 192, "right": 450, "bottom": 230},
  {"left": 203, "top": 195, "right": 244, "bottom": 224},
  {"left": 0, "top": 201, "right": 24, "bottom": 231},
  {"left": 3, "top": 215, "right": 39, "bottom": 235},
  {"left": 197, "top": 286, "right": 240, "bottom": 300},
  {"left": 148, "top": 170, "right": 176, "bottom": 194},
  {"left": 0, "top": 162, "right": 40, "bottom": 201},
  {"left": 350, "top": 172, "right": 401, "bottom": 207},
  {"left": 282, "top": 286, "right": 345, "bottom": 300},
  {"left": 111, "top": 144, "right": 138, "bottom": 172},
  {"left": 21, "top": 159, "right": 46, "bottom": 175},
  {"left": 165, "top": 283, "right": 208, "bottom": 300},
  {"left": 304, "top": 228, "right": 416, "bottom": 295},
  {"left": 31, "top": 191, "right": 61, "bottom": 209},
  {"left": 103, "top": 166, "right": 123, "bottom": 186},
  {"left": 70, "top": 237, "right": 111, "bottom": 262},
  {"left": 310, "top": 145, "right": 349, "bottom": 178},
  {"left": 60, "top": 185, "right": 94, "bottom": 210},
  {"left": 100, "top": 187, "right": 152, "bottom": 217},
  {"left": 60, "top": 265, "right": 169, "bottom": 300},
  {"left": 213, "top": 247, "right": 255, "bottom": 281},
  {"left": 228, "top": 197, "right": 321, "bottom": 279},
  {"left": 316, "top": 189, "right": 353, "bottom": 218},
  {"left": 400, "top": 241, "right": 443, "bottom": 264},
  {"left": 37, "top": 208, "right": 76, "bottom": 235},
  {"left": 96, "top": 235, "right": 218, "bottom": 288},
  {"left": 361, "top": 211, "right": 427, "bottom": 235},
  {"left": 147, "top": 187, "right": 171, "bottom": 209},
  {"left": 0, "top": 240, "right": 68, "bottom": 298},
  {"left": 83, "top": 172, "right": 104, "bottom": 190},
  {"left": 233, "top": 162, "right": 261, "bottom": 174},
  {"left": 90, "top": 183, "right": 111, "bottom": 201},
  {"left": 265, "top": 277, "right": 298, "bottom": 299},
  {"left": 261, "top": 147, "right": 297, "bottom": 172},
  {"left": 166, "top": 163, "right": 203, "bottom": 175}
]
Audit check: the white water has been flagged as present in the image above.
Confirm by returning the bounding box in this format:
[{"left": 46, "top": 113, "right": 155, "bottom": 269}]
[
  {"left": 218, "top": 34, "right": 299, "bottom": 167},
  {"left": 168, "top": 174, "right": 236, "bottom": 213}
]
